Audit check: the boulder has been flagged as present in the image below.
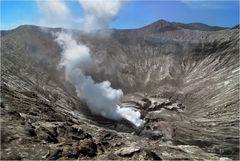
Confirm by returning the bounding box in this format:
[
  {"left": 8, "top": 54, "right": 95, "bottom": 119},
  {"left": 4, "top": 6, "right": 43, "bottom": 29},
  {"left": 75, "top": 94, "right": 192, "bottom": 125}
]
[{"left": 115, "top": 145, "right": 140, "bottom": 157}]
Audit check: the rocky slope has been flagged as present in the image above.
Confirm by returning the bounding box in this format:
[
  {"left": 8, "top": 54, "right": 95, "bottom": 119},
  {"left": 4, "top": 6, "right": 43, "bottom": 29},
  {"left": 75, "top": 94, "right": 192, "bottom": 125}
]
[{"left": 1, "top": 20, "right": 239, "bottom": 160}]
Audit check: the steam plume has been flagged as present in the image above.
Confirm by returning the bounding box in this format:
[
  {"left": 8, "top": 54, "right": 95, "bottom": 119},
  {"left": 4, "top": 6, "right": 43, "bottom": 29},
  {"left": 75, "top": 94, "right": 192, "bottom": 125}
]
[
  {"left": 38, "top": 0, "right": 73, "bottom": 28},
  {"left": 79, "top": 0, "right": 124, "bottom": 32},
  {"left": 55, "top": 32, "right": 144, "bottom": 127},
  {"left": 38, "top": 0, "right": 144, "bottom": 127}
]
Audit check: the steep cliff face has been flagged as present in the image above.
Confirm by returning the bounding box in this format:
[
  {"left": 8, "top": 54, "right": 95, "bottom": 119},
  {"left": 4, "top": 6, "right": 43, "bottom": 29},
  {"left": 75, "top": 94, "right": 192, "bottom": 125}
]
[{"left": 1, "top": 20, "right": 239, "bottom": 160}]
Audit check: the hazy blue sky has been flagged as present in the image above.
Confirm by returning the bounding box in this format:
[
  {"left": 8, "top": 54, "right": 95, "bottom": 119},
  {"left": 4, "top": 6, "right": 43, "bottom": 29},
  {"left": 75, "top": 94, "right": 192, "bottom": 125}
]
[{"left": 1, "top": 0, "right": 239, "bottom": 30}]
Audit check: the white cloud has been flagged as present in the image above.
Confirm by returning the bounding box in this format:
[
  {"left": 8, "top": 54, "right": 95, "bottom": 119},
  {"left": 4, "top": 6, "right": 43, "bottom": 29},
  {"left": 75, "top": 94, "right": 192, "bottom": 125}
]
[
  {"left": 37, "top": 0, "right": 75, "bottom": 28},
  {"left": 78, "top": 0, "right": 124, "bottom": 32},
  {"left": 37, "top": 0, "right": 124, "bottom": 30}
]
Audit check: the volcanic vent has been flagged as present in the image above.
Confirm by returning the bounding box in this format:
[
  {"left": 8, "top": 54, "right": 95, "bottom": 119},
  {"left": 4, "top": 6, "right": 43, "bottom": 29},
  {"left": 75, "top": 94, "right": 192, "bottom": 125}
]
[{"left": 1, "top": 20, "right": 239, "bottom": 160}]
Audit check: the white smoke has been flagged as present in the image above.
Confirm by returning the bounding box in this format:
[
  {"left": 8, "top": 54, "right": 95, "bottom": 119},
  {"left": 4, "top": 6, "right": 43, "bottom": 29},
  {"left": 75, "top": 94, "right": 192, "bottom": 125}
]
[
  {"left": 38, "top": 0, "right": 144, "bottom": 127},
  {"left": 37, "top": 0, "right": 84, "bottom": 29},
  {"left": 79, "top": 0, "right": 124, "bottom": 32},
  {"left": 37, "top": 0, "right": 73, "bottom": 28},
  {"left": 55, "top": 32, "right": 144, "bottom": 127}
]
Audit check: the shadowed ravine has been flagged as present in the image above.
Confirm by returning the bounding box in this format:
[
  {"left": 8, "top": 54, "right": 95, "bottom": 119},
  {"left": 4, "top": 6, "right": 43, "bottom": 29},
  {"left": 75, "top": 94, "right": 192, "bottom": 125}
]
[{"left": 1, "top": 20, "right": 239, "bottom": 160}]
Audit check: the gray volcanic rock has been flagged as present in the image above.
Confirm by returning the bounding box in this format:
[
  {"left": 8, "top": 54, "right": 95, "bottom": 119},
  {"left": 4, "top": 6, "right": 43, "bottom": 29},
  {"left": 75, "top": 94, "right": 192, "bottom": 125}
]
[{"left": 1, "top": 20, "right": 239, "bottom": 160}]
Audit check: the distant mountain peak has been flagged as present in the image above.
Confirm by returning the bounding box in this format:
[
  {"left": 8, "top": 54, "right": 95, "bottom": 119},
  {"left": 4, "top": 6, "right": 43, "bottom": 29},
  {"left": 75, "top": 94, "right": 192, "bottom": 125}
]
[{"left": 140, "top": 19, "right": 228, "bottom": 33}]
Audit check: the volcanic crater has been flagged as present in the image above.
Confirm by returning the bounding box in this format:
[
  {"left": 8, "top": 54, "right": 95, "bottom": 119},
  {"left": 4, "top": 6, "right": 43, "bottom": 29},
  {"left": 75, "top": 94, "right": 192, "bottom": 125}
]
[{"left": 1, "top": 20, "right": 239, "bottom": 160}]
